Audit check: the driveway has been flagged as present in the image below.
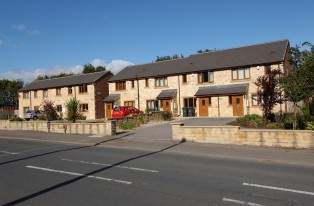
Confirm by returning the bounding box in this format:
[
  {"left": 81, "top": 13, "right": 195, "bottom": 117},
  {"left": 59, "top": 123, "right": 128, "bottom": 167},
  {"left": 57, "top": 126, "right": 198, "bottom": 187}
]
[{"left": 124, "top": 117, "right": 236, "bottom": 141}]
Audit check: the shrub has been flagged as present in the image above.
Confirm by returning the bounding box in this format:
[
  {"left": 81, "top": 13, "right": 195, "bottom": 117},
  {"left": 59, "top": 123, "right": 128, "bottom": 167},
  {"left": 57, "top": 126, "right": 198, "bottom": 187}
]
[
  {"left": 163, "top": 112, "right": 173, "bottom": 121},
  {"left": 305, "top": 121, "right": 314, "bottom": 130},
  {"left": 119, "top": 121, "right": 136, "bottom": 130},
  {"left": 41, "top": 100, "right": 58, "bottom": 121},
  {"left": 236, "top": 114, "right": 264, "bottom": 128},
  {"left": 65, "top": 98, "right": 81, "bottom": 123},
  {"left": 284, "top": 122, "right": 293, "bottom": 129}
]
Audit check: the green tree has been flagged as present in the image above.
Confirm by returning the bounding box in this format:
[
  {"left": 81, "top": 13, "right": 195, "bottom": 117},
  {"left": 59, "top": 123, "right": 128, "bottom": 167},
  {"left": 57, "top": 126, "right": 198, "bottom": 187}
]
[
  {"left": 254, "top": 68, "right": 283, "bottom": 123},
  {"left": 155, "top": 54, "right": 184, "bottom": 62},
  {"left": 280, "top": 42, "right": 314, "bottom": 129},
  {"left": 82, "top": 64, "right": 106, "bottom": 73},
  {"left": 65, "top": 97, "right": 81, "bottom": 123},
  {"left": 0, "top": 79, "right": 24, "bottom": 106},
  {"left": 41, "top": 100, "right": 58, "bottom": 121}
]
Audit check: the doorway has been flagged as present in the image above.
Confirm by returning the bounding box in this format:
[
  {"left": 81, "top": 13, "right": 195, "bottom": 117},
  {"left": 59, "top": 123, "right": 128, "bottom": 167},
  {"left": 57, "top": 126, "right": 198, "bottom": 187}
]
[
  {"left": 232, "top": 96, "right": 244, "bottom": 116},
  {"left": 198, "top": 97, "right": 209, "bottom": 117},
  {"left": 105, "top": 103, "right": 113, "bottom": 119}
]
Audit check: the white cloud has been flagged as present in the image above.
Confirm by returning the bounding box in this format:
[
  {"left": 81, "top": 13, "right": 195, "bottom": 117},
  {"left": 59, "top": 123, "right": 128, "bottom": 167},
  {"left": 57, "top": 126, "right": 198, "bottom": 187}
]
[
  {"left": 11, "top": 24, "right": 39, "bottom": 35},
  {"left": 0, "top": 59, "right": 133, "bottom": 84},
  {"left": 90, "top": 59, "right": 134, "bottom": 74}
]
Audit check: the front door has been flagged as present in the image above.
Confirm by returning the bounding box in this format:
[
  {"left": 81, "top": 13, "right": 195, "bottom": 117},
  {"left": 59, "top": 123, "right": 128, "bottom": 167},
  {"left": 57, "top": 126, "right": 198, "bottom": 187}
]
[
  {"left": 105, "top": 103, "right": 113, "bottom": 119},
  {"left": 232, "top": 96, "right": 244, "bottom": 116},
  {"left": 199, "top": 97, "right": 209, "bottom": 117},
  {"left": 161, "top": 99, "right": 171, "bottom": 112}
]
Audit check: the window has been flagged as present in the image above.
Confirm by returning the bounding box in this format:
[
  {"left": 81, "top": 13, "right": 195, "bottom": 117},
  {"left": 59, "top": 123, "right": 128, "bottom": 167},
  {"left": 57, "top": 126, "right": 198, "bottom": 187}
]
[
  {"left": 34, "top": 106, "right": 39, "bottom": 110},
  {"left": 56, "top": 88, "right": 61, "bottom": 96},
  {"left": 155, "top": 77, "right": 168, "bottom": 87},
  {"left": 79, "top": 84, "right": 88, "bottom": 93},
  {"left": 145, "top": 78, "right": 149, "bottom": 87},
  {"left": 265, "top": 65, "right": 271, "bottom": 74},
  {"left": 182, "top": 74, "right": 187, "bottom": 83},
  {"left": 43, "top": 89, "right": 48, "bottom": 97},
  {"left": 68, "top": 87, "right": 73, "bottom": 95},
  {"left": 131, "top": 80, "right": 135, "bottom": 88},
  {"left": 124, "top": 101, "right": 135, "bottom": 107},
  {"left": 147, "top": 100, "right": 159, "bottom": 111},
  {"left": 208, "top": 97, "right": 212, "bottom": 106},
  {"left": 252, "top": 94, "right": 259, "bottom": 106},
  {"left": 228, "top": 96, "right": 232, "bottom": 105},
  {"left": 56, "top": 105, "right": 62, "bottom": 112},
  {"left": 34, "top": 90, "right": 38, "bottom": 98},
  {"left": 183, "top": 97, "right": 197, "bottom": 108},
  {"left": 80, "top": 104, "right": 88, "bottom": 112},
  {"left": 23, "top": 92, "right": 29, "bottom": 99},
  {"left": 198, "top": 71, "right": 214, "bottom": 83},
  {"left": 232, "top": 68, "right": 250, "bottom": 80},
  {"left": 116, "top": 81, "right": 126, "bottom": 90}
]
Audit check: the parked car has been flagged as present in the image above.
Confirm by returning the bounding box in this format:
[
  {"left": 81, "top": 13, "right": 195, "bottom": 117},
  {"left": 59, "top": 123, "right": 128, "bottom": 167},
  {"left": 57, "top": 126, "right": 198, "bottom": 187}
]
[
  {"left": 24, "top": 110, "right": 46, "bottom": 121},
  {"left": 112, "top": 106, "right": 140, "bottom": 118}
]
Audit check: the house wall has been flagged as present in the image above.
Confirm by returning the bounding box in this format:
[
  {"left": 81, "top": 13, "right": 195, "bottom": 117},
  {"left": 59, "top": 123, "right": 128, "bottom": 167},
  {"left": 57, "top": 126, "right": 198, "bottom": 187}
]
[
  {"left": 109, "top": 63, "right": 292, "bottom": 117},
  {"left": 94, "top": 74, "right": 113, "bottom": 119}
]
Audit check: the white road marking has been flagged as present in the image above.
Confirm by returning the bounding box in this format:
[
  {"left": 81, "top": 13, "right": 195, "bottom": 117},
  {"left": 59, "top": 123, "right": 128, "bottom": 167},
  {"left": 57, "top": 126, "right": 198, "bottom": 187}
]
[
  {"left": 62, "top": 158, "right": 158, "bottom": 173},
  {"left": 243, "top": 183, "right": 314, "bottom": 196},
  {"left": 0, "top": 151, "right": 19, "bottom": 155},
  {"left": 222, "top": 198, "right": 264, "bottom": 206},
  {"left": 26, "top": 165, "right": 132, "bottom": 185}
]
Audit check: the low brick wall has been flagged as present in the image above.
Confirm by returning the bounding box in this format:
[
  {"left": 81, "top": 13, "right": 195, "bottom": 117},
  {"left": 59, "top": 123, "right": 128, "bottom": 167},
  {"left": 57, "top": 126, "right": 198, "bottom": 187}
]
[
  {"left": 0, "top": 120, "right": 113, "bottom": 136},
  {"left": 171, "top": 123, "right": 314, "bottom": 149}
]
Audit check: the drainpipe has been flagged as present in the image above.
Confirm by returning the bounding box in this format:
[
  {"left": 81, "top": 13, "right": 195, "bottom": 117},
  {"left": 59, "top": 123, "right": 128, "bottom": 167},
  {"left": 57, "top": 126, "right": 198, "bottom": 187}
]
[
  {"left": 217, "top": 95, "right": 220, "bottom": 117},
  {"left": 177, "top": 75, "right": 181, "bottom": 116},
  {"left": 29, "top": 91, "right": 32, "bottom": 109},
  {"left": 136, "top": 76, "right": 140, "bottom": 110},
  {"left": 278, "top": 63, "right": 282, "bottom": 114}
]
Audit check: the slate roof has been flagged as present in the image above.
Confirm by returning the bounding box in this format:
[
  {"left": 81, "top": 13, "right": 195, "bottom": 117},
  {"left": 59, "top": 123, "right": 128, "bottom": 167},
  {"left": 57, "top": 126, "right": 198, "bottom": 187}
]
[
  {"left": 194, "top": 83, "right": 249, "bottom": 96},
  {"left": 103, "top": 94, "right": 120, "bottom": 102},
  {"left": 109, "top": 39, "right": 289, "bottom": 82},
  {"left": 19, "top": 71, "right": 111, "bottom": 92},
  {"left": 156, "top": 89, "right": 177, "bottom": 99}
]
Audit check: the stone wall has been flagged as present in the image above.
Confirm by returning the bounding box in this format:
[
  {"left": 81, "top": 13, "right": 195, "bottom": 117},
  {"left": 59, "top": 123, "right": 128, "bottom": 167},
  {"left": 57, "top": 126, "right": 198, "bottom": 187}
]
[
  {"left": 0, "top": 120, "right": 112, "bottom": 136},
  {"left": 171, "top": 123, "right": 314, "bottom": 149}
]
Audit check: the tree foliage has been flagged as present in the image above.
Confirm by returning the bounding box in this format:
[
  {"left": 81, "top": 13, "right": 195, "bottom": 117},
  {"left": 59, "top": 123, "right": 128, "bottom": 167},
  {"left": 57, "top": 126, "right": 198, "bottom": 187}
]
[
  {"left": 82, "top": 64, "right": 106, "bottom": 74},
  {"left": 40, "top": 100, "right": 58, "bottom": 121},
  {"left": 155, "top": 54, "right": 184, "bottom": 62},
  {"left": 65, "top": 97, "right": 81, "bottom": 123},
  {"left": 289, "top": 42, "right": 314, "bottom": 69},
  {"left": 0, "top": 79, "right": 24, "bottom": 106},
  {"left": 254, "top": 68, "right": 283, "bottom": 123},
  {"left": 197, "top": 48, "right": 218, "bottom": 53}
]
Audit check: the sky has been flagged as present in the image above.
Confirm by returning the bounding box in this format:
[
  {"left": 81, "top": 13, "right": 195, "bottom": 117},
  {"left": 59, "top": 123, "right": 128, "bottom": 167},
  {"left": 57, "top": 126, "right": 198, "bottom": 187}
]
[{"left": 0, "top": 0, "right": 313, "bottom": 83}]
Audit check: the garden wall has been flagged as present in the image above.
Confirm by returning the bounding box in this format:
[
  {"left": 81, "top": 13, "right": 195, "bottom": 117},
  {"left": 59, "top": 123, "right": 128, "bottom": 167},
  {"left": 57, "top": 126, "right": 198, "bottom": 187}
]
[
  {"left": 0, "top": 120, "right": 113, "bottom": 136},
  {"left": 171, "top": 123, "right": 314, "bottom": 149}
]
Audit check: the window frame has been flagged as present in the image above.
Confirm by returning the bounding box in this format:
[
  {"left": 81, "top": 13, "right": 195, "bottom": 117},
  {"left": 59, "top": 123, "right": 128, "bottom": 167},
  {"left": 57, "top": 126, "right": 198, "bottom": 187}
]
[
  {"left": 147, "top": 100, "right": 159, "bottom": 111},
  {"left": 182, "top": 74, "right": 187, "bottom": 83},
  {"left": 198, "top": 71, "right": 214, "bottom": 83},
  {"left": 155, "top": 77, "right": 168, "bottom": 87},
  {"left": 124, "top": 101, "right": 135, "bottom": 107},
  {"left": 68, "top": 87, "right": 73, "bottom": 95},
  {"left": 131, "top": 80, "right": 135, "bottom": 88},
  {"left": 56, "top": 88, "right": 62, "bottom": 96},
  {"left": 43, "top": 89, "right": 48, "bottom": 97},
  {"left": 79, "top": 84, "right": 88, "bottom": 93},
  {"left": 79, "top": 103, "right": 89, "bottom": 112},
  {"left": 115, "top": 81, "right": 126, "bottom": 91},
  {"left": 145, "top": 78, "right": 149, "bottom": 87},
  {"left": 34, "top": 90, "right": 38, "bottom": 98},
  {"left": 183, "top": 97, "right": 197, "bottom": 108},
  {"left": 232, "top": 68, "right": 250, "bottom": 80},
  {"left": 251, "top": 94, "right": 259, "bottom": 106},
  {"left": 56, "top": 105, "right": 62, "bottom": 112},
  {"left": 23, "top": 92, "right": 29, "bottom": 99}
]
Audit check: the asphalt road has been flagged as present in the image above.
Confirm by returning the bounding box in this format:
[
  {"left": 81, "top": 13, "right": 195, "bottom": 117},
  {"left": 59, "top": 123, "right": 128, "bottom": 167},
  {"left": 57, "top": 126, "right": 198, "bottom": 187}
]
[{"left": 0, "top": 135, "right": 313, "bottom": 206}]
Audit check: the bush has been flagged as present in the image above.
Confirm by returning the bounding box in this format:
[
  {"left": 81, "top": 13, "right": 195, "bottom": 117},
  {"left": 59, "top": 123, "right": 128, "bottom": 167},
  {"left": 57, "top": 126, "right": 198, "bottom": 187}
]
[
  {"left": 9, "top": 116, "right": 24, "bottom": 121},
  {"left": 65, "top": 98, "right": 81, "bottom": 123},
  {"left": 119, "top": 121, "right": 136, "bottom": 130},
  {"left": 162, "top": 112, "right": 173, "bottom": 121},
  {"left": 236, "top": 114, "right": 264, "bottom": 128},
  {"left": 284, "top": 122, "right": 293, "bottom": 129},
  {"left": 41, "top": 100, "right": 58, "bottom": 121},
  {"left": 305, "top": 121, "right": 314, "bottom": 130}
]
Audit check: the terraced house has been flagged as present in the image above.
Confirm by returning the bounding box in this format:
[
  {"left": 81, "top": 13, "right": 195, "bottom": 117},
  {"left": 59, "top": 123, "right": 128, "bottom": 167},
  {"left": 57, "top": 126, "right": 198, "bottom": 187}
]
[
  {"left": 18, "top": 71, "right": 113, "bottom": 120},
  {"left": 105, "top": 40, "right": 292, "bottom": 118}
]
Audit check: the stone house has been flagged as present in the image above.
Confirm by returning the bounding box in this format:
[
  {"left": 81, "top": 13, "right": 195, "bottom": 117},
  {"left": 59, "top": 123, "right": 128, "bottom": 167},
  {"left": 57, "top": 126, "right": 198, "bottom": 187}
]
[
  {"left": 18, "top": 71, "right": 113, "bottom": 120},
  {"left": 105, "top": 40, "right": 292, "bottom": 118}
]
